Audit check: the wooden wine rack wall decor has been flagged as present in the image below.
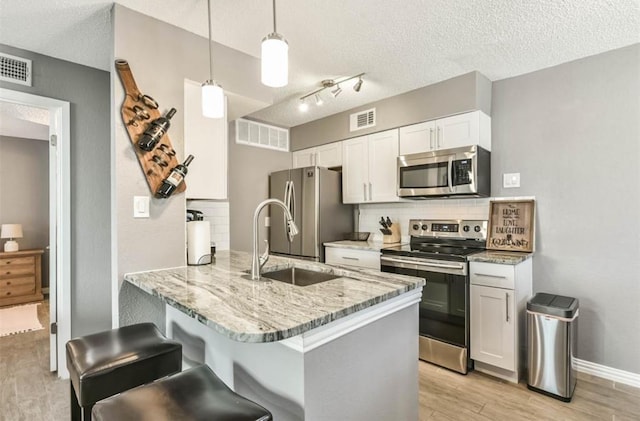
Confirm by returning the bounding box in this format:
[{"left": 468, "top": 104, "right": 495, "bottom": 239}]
[{"left": 115, "top": 59, "right": 186, "bottom": 196}]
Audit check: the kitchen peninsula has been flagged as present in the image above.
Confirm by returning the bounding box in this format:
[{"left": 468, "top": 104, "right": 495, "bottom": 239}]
[{"left": 122, "top": 250, "right": 424, "bottom": 421}]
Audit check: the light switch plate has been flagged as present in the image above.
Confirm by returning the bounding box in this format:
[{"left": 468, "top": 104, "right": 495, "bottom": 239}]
[
  {"left": 503, "top": 173, "right": 521, "bottom": 188},
  {"left": 133, "top": 196, "right": 150, "bottom": 218}
]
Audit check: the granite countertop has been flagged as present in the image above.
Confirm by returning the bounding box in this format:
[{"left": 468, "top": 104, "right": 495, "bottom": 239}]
[
  {"left": 468, "top": 250, "right": 533, "bottom": 265},
  {"left": 124, "top": 250, "right": 424, "bottom": 343},
  {"left": 324, "top": 240, "right": 405, "bottom": 252}
]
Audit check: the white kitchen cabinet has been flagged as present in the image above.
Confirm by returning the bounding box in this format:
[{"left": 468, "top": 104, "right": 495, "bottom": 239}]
[
  {"left": 470, "top": 258, "right": 532, "bottom": 383},
  {"left": 292, "top": 142, "right": 342, "bottom": 169},
  {"left": 398, "top": 110, "right": 491, "bottom": 155},
  {"left": 184, "top": 80, "right": 227, "bottom": 199},
  {"left": 342, "top": 129, "right": 399, "bottom": 204},
  {"left": 325, "top": 247, "right": 380, "bottom": 270}
]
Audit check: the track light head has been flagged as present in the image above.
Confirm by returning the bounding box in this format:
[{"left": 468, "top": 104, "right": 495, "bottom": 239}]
[
  {"left": 331, "top": 84, "right": 342, "bottom": 98},
  {"left": 353, "top": 77, "right": 363, "bottom": 92},
  {"left": 315, "top": 94, "right": 324, "bottom": 106},
  {"left": 298, "top": 98, "right": 309, "bottom": 112}
]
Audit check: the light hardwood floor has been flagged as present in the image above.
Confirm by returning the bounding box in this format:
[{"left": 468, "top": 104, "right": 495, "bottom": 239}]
[{"left": 1, "top": 303, "right": 638, "bottom": 420}]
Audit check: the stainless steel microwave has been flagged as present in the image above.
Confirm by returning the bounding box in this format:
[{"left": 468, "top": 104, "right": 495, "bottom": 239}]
[{"left": 397, "top": 145, "right": 490, "bottom": 198}]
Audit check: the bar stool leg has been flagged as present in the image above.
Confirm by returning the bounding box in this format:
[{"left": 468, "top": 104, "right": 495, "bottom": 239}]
[{"left": 70, "top": 382, "right": 81, "bottom": 421}]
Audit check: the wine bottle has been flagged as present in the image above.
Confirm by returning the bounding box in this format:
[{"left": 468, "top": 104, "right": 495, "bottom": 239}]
[
  {"left": 137, "top": 108, "right": 177, "bottom": 151},
  {"left": 156, "top": 155, "right": 194, "bottom": 198}
]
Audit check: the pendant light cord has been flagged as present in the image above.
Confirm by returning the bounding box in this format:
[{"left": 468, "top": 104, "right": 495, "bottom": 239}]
[
  {"left": 207, "top": 0, "right": 213, "bottom": 80},
  {"left": 272, "top": 0, "right": 277, "bottom": 33}
]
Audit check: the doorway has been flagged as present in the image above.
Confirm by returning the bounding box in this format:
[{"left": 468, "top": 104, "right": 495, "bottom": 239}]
[{"left": 0, "top": 88, "right": 71, "bottom": 378}]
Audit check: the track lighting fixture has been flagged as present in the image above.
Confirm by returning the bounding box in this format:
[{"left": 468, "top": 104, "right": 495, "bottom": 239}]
[{"left": 298, "top": 73, "right": 365, "bottom": 112}]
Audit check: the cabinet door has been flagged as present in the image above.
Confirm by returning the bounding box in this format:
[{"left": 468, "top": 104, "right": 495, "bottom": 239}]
[
  {"left": 368, "top": 129, "right": 399, "bottom": 203},
  {"left": 184, "top": 80, "right": 227, "bottom": 199},
  {"left": 315, "top": 142, "right": 342, "bottom": 168},
  {"left": 292, "top": 148, "right": 316, "bottom": 168},
  {"left": 436, "top": 111, "right": 480, "bottom": 150},
  {"left": 399, "top": 121, "right": 436, "bottom": 155},
  {"left": 342, "top": 137, "right": 368, "bottom": 203},
  {"left": 470, "top": 285, "right": 515, "bottom": 371}
]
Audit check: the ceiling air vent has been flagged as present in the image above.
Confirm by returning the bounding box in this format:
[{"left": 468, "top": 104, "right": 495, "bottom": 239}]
[
  {"left": 235, "top": 118, "right": 289, "bottom": 152},
  {"left": 350, "top": 108, "right": 376, "bottom": 132},
  {"left": 0, "top": 53, "right": 32, "bottom": 86}
]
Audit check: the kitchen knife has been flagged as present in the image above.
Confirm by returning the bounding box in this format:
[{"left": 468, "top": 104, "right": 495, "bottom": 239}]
[
  {"left": 380, "top": 228, "right": 392, "bottom": 235},
  {"left": 386, "top": 217, "right": 392, "bottom": 227},
  {"left": 379, "top": 217, "right": 388, "bottom": 229}
]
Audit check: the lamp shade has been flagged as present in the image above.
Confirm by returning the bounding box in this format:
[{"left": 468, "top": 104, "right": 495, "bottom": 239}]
[
  {"left": 1, "top": 224, "right": 22, "bottom": 239},
  {"left": 261, "top": 33, "right": 288, "bottom": 87},
  {"left": 202, "top": 81, "right": 225, "bottom": 119}
]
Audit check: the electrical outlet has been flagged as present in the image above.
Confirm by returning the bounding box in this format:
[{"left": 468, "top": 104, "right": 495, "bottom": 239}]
[
  {"left": 503, "top": 173, "right": 521, "bottom": 188},
  {"left": 133, "top": 196, "right": 150, "bottom": 218}
]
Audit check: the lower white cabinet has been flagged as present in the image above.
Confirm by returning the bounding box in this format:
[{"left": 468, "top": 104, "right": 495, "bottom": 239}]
[
  {"left": 470, "top": 258, "right": 532, "bottom": 383},
  {"left": 325, "top": 247, "right": 380, "bottom": 270}
]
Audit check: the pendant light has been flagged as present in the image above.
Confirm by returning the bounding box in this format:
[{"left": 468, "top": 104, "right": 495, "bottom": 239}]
[
  {"left": 261, "top": 0, "right": 288, "bottom": 87},
  {"left": 202, "top": 0, "right": 224, "bottom": 118}
]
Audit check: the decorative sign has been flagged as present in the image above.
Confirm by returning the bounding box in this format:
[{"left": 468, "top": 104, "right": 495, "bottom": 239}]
[{"left": 487, "top": 200, "right": 535, "bottom": 252}]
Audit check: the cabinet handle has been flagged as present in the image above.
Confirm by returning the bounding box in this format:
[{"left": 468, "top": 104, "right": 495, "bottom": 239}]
[
  {"left": 429, "top": 128, "right": 434, "bottom": 150},
  {"left": 437, "top": 127, "right": 441, "bottom": 148},
  {"left": 505, "top": 292, "right": 510, "bottom": 322},
  {"left": 473, "top": 273, "right": 507, "bottom": 279},
  {"left": 363, "top": 183, "right": 367, "bottom": 201},
  {"left": 368, "top": 183, "right": 372, "bottom": 201},
  {"left": 341, "top": 256, "right": 360, "bottom": 261}
]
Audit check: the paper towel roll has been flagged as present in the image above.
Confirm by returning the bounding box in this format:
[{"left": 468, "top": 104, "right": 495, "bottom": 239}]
[{"left": 187, "top": 221, "right": 211, "bottom": 265}]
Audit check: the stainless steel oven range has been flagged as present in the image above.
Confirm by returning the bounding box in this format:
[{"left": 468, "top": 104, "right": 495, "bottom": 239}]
[{"left": 380, "top": 219, "right": 487, "bottom": 374}]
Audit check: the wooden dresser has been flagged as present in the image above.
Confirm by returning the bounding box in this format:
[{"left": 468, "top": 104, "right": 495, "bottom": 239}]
[{"left": 0, "top": 249, "right": 44, "bottom": 307}]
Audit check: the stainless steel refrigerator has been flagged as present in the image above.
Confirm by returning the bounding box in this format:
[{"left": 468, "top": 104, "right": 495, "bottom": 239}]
[{"left": 269, "top": 167, "right": 353, "bottom": 262}]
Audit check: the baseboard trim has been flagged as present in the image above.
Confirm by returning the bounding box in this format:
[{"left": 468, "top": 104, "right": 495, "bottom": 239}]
[{"left": 574, "top": 358, "right": 640, "bottom": 389}]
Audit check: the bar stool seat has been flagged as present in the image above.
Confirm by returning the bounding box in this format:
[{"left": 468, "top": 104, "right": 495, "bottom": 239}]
[
  {"left": 92, "top": 365, "right": 272, "bottom": 421},
  {"left": 66, "top": 323, "right": 182, "bottom": 421}
]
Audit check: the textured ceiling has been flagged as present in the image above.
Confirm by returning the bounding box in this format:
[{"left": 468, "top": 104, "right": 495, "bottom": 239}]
[
  {"left": 0, "top": 102, "right": 50, "bottom": 140},
  {"left": 0, "top": 0, "right": 638, "bottom": 127}
]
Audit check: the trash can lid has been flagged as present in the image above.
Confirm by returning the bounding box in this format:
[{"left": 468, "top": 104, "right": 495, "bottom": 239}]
[{"left": 527, "top": 292, "right": 579, "bottom": 318}]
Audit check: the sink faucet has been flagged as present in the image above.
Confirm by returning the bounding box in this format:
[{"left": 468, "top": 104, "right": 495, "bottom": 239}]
[{"left": 251, "top": 198, "right": 299, "bottom": 280}]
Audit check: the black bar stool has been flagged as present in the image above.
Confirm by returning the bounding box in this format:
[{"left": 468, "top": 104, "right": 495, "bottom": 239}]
[
  {"left": 92, "top": 364, "right": 272, "bottom": 421},
  {"left": 66, "top": 323, "right": 182, "bottom": 421}
]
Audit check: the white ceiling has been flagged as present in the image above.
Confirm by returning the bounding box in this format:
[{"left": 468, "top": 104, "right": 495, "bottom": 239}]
[
  {"left": 0, "top": 102, "right": 49, "bottom": 141},
  {"left": 1, "top": 1, "right": 638, "bottom": 128}
]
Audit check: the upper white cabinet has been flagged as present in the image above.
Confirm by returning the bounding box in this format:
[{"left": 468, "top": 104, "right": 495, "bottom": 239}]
[
  {"left": 292, "top": 142, "right": 342, "bottom": 168},
  {"left": 342, "top": 129, "right": 399, "bottom": 204},
  {"left": 184, "top": 80, "right": 227, "bottom": 199},
  {"left": 399, "top": 110, "right": 491, "bottom": 155}
]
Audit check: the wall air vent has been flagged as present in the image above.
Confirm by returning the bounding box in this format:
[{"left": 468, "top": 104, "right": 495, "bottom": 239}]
[
  {"left": 0, "top": 53, "right": 32, "bottom": 86},
  {"left": 235, "top": 118, "right": 289, "bottom": 152},
  {"left": 349, "top": 108, "right": 376, "bottom": 132}
]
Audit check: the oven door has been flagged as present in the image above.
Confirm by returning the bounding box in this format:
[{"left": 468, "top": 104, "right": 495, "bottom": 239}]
[{"left": 380, "top": 256, "right": 468, "bottom": 347}]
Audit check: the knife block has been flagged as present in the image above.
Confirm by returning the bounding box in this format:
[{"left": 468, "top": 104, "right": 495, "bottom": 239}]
[{"left": 383, "top": 224, "right": 401, "bottom": 244}]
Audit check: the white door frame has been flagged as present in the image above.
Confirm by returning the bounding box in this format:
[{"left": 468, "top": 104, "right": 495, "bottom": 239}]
[{"left": 0, "top": 88, "right": 71, "bottom": 379}]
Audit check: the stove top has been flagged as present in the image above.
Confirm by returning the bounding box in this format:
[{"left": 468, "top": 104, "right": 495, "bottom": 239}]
[{"left": 380, "top": 219, "right": 488, "bottom": 262}]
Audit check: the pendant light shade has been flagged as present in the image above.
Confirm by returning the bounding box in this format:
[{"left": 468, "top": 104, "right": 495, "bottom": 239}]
[
  {"left": 202, "top": 0, "right": 224, "bottom": 118},
  {"left": 202, "top": 80, "right": 224, "bottom": 118},
  {"left": 261, "top": 0, "right": 288, "bottom": 87}
]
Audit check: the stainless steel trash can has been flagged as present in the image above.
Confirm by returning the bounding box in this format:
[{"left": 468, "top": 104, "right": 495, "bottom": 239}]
[{"left": 527, "top": 293, "right": 579, "bottom": 402}]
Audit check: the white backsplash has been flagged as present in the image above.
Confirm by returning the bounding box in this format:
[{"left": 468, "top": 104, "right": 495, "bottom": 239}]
[
  {"left": 186, "top": 200, "right": 230, "bottom": 251},
  {"left": 359, "top": 198, "right": 491, "bottom": 242}
]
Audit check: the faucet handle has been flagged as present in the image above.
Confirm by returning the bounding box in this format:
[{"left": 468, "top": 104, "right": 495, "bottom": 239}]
[{"left": 259, "top": 239, "right": 270, "bottom": 269}]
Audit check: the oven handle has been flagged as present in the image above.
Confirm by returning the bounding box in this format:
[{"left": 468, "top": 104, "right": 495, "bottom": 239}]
[{"left": 380, "top": 256, "right": 464, "bottom": 270}]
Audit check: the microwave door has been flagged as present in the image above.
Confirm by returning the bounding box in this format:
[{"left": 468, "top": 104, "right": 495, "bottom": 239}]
[{"left": 398, "top": 154, "right": 454, "bottom": 197}]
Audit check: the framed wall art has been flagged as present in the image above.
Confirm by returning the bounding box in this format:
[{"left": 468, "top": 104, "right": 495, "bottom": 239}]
[{"left": 486, "top": 199, "right": 535, "bottom": 252}]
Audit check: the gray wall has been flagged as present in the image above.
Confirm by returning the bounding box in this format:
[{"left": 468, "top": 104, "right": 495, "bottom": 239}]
[
  {"left": 228, "top": 124, "right": 292, "bottom": 252},
  {"left": 113, "top": 6, "right": 282, "bottom": 324},
  {"left": 0, "top": 135, "right": 49, "bottom": 286},
  {"left": 290, "top": 71, "right": 492, "bottom": 150},
  {"left": 492, "top": 43, "right": 640, "bottom": 373},
  {"left": 0, "top": 44, "right": 112, "bottom": 337}
]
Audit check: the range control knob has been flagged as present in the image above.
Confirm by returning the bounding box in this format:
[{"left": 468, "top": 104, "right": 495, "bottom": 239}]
[
  {"left": 412, "top": 224, "right": 420, "bottom": 231},
  {"left": 474, "top": 225, "right": 482, "bottom": 233},
  {"left": 421, "top": 224, "right": 429, "bottom": 231},
  {"left": 463, "top": 225, "right": 470, "bottom": 232}
]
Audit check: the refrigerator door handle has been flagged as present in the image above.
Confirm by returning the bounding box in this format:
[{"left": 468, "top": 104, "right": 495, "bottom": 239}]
[
  {"left": 283, "top": 181, "right": 291, "bottom": 241},
  {"left": 288, "top": 180, "right": 296, "bottom": 242}
]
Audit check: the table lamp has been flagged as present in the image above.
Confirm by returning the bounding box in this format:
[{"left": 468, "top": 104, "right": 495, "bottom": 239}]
[{"left": 1, "top": 224, "right": 23, "bottom": 252}]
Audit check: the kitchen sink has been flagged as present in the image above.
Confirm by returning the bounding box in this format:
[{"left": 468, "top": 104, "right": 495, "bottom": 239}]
[{"left": 261, "top": 267, "right": 339, "bottom": 287}]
